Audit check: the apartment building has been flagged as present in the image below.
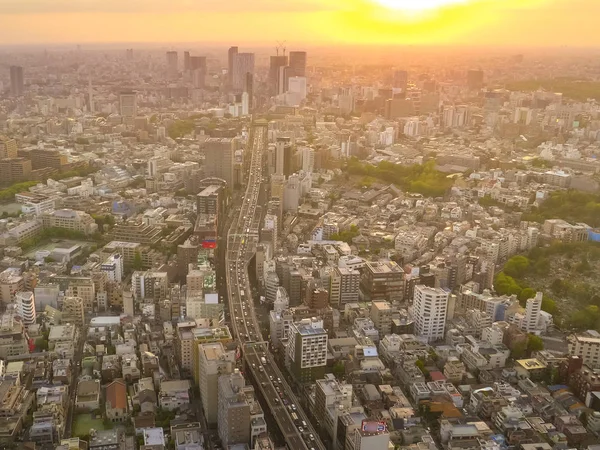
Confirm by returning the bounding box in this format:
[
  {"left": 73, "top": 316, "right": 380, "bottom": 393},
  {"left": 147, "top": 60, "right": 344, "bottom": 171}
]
[
  {"left": 217, "top": 370, "right": 251, "bottom": 447},
  {"left": 41, "top": 209, "right": 98, "bottom": 235},
  {"left": 330, "top": 267, "right": 360, "bottom": 307},
  {"left": 567, "top": 332, "right": 600, "bottom": 369},
  {"left": 360, "top": 260, "right": 405, "bottom": 304},
  {"left": 413, "top": 285, "right": 450, "bottom": 343},
  {"left": 286, "top": 318, "right": 328, "bottom": 382}
]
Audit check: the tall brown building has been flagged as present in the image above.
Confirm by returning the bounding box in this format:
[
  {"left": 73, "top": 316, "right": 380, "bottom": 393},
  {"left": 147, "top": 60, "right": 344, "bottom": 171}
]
[
  {"left": 0, "top": 158, "right": 32, "bottom": 184},
  {"left": 0, "top": 137, "right": 18, "bottom": 159},
  {"left": 18, "top": 149, "right": 67, "bottom": 170}
]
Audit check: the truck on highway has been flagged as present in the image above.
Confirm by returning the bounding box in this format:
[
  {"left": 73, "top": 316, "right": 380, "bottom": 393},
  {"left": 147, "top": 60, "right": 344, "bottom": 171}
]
[{"left": 260, "top": 356, "right": 267, "bottom": 365}]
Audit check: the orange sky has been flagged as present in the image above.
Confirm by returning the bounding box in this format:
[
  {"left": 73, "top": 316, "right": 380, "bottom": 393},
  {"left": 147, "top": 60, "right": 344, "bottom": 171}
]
[{"left": 0, "top": 0, "right": 598, "bottom": 47}]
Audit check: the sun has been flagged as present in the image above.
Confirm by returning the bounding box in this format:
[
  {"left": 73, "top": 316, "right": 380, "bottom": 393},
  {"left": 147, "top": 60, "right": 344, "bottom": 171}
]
[{"left": 372, "top": 0, "right": 470, "bottom": 12}]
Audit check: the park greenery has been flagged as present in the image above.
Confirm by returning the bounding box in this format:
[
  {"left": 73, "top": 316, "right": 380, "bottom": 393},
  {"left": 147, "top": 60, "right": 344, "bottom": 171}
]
[
  {"left": 346, "top": 158, "right": 454, "bottom": 197},
  {"left": 504, "top": 78, "right": 600, "bottom": 102},
  {"left": 20, "top": 227, "right": 103, "bottom": 250},
  {"left": 522, "top": 190, "right": 600, "bottom": 227},
  {"left": 168, "top": 120, "right": 196, "bottom": 139},
  {"left": 496, "top": 242, "right": 600, "bottom": 331},
  {"left": 329, "top": 225, "right": 360, "bottom": 244},
  {"left": 0, "top": 181, "right": 38, "bottom": 203}
]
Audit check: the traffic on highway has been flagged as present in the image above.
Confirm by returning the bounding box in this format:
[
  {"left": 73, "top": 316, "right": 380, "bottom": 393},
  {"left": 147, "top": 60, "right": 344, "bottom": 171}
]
[{"left": 225, "top": 125, "right": 324, "bottom": 450}]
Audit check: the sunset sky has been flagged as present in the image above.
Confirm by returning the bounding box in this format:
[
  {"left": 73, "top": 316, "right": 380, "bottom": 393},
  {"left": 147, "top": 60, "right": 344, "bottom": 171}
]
[{"left": 0, "top": 0, "right": 597, "bottom": 47}]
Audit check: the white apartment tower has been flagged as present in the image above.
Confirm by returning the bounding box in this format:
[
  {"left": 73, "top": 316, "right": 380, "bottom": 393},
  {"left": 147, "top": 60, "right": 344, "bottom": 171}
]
[
  {"left": 14, "top": 291, "right": 36, "bottom": 326},
  {"left": 413, "top": 285, "right": 450, "bottom": 342}
]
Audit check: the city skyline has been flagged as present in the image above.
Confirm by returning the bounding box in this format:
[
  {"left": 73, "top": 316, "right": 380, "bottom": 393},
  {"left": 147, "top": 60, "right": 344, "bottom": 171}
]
[{"left": 1, "top": 0, "right": 600, "bottom": 47}]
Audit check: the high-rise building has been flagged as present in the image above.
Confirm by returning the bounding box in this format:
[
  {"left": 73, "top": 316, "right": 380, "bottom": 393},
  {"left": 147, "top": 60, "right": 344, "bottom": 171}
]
[
  {"left": 0, "top": 137, "right": 17, "bottom": 159},
  {"left": 119, "top": 91, "right": 137, "bottom": 118},
  {"left": 61, "top": 296, "right": 85, "bottom": 327},
  {"left": 245, "top": 72, "right": 254, "bottom": 110},
  {"left": 166, "top": 51, "right": 178, "bottom": 78},
  {"left": 190, "top": 56, "right": 207, "bottom": 88},
  {"left": 361, "top": 260, "right": 405, "bottom": 303},
  {"left": 228, "top": 46, "right": 238, "bottom": 87},
  {"left": 413, "top": 285, "right": 449, "bottom": 342},
  {"left": 330, "top": 267, "right": 360, "bottom": 307},
  {"left": 201, "top": 138, "right": 235, "bottom": 188},
  {"left": 277, "top": 66, "right": 292, "bottom": 95},
  {"left": 197, "top": 342, "right": 236, "bottom": 425},
  {"left": 14, "top": 291, "right": 36, "bottom": 326},
  {"left": 288, "top": 77, "right": 307, "bottom": 101},
  {"left": 392, "top": 70, "right": 408, "bottom": 91},
  {"left": 232, "top": 53, "right": 254, "bottom": 92},
  {"left": 467, "top": 69, "right": 484, "bottom": 90},
  {"left": 275, "top": 138, "right": 293, "bottom": 177},
  {"left": 269, "top": 55, "right": 288, "bottom": 95},
  {"left": 217, "top": 370, "right": 251, "bottom": 446},
  {"left": 286, "top": 318, "right": 328, "bottom": 382},
  {"left": 196, "top": 185, "right": 224, "bottom": 217},
  {"left": 315, "top": 374, "right": 353, "bottom": 437},
  {"left": 523, "top": 292, "right": 542, "bottom": 333},
  {"left": 184, "top": 51, "right": 191, "bottom": 71},
  {"left": 10, "top": 66, "right": 24, "bottom": 97},
  {"left": 289, "top": 51, "right": 307, "bottom": 77},
  {"left": 0, "top": 158, "right": 32, "bottom": 183}
]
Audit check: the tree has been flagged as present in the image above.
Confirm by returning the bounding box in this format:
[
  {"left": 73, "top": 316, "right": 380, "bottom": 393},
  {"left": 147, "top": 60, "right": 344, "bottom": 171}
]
[
  {"left": 132, "top": 252, "right": 143, "bottom": 270},
  {"left": 35, "top": 338, "right": 48, "bottom": 351},
  {"left": 527, "top": 334, "right": 544, "bottom": 355},
  {"left": 510, "top": 341, "right": 527, "bottom": 359},
  {"left": 332, "top": 361, "right": 345, "bottom": 378},
  {"left": 503, "top": 256, "right": 530, "bottom": 278},
  {"left": 518, "top": 288, "right": 537, "bottom": 303}
]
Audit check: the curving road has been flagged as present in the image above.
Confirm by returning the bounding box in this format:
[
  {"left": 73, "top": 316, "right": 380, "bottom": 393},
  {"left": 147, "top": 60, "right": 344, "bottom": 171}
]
[{"left": 225, "top": 124, "right": 325, "bottom": 450}]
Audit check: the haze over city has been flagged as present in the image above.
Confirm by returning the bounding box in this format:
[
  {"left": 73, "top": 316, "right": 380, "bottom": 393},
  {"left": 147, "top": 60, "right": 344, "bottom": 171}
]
[
  {"left": 1, "top": 2, "right": 600, "bottom": 450},
  {"left": 1, "top": 0, "right": 600, "bottom": 47}
]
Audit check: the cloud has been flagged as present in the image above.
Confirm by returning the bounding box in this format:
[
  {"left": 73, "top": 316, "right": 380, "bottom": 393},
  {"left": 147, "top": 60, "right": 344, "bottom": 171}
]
[{"left": 0, "top": 0, "right": 341, "bottom": 14}]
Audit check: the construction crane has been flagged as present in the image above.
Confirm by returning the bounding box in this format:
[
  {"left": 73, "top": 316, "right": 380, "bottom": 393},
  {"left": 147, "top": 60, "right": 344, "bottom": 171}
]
[{"left": 275, "top": 40, "right": 287, "bottom": 57}]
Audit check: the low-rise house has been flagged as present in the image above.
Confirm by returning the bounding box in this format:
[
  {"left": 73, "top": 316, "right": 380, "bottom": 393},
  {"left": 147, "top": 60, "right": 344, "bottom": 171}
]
[
  {"left": 75, "top": 379, "right": 101, "bottom": 410},
  {"left": 122, "top": 353, "right": 141, "bottom": 382},
  {"left": 101, "top": 354, "right": 122, "bottom": 382},
  {"left": 159, "top": 380, "right": 190, "bottom": 411}
]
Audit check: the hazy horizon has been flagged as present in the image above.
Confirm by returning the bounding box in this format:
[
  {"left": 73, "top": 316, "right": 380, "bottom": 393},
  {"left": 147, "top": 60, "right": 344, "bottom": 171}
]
[{"left": 1, "top": 0, "right": 599, "bottom": 47}]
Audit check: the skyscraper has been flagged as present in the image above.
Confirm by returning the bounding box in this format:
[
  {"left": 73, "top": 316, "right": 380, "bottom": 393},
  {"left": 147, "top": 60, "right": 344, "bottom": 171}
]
[
  {"left": 166, "top": 51, "right": 178, "bottom": 78},
  {"left": 289, "top": 51, "right": 307, "bottom": 77},
  {"left": 393, "top": 70, "right": 408, "bottom": 91},
  {"left": 277, "top": 65, "right": 292, "bottom": 95},
  {"left": 232, "top": 53, "right": 254, "bottom": 92},
  {"left": 201, "top": 138, "right": 236, "bottom": 188},
  {"left": 228, "top": 46, "right": 238, "bottom": 87},
  {"left": 269, "top": 55, "right": 288, "bottom": 95},
  {"left": 10, "top": 66, "right": 24, "bottom": 97},
  {"left": 190, "top": 56, "right": 207, "bottom": 88},
  {"left": 119, "top": 91, "right": 137, "bottom": 118},
  {"left": 467, "top": 69, "right": 484, "bottom": 90},
  {"left": 413, "top": 285, "right": 450, "bottom": 342},
  {"left": 275, "top": 138, "right": 293, "bottom": 177},
  {"left": 184, "top": 51, "right": 191, "bottom": 71}
]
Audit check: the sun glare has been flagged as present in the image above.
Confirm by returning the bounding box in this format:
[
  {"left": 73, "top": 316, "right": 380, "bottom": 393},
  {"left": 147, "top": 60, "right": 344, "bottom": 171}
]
[{"left": 372, "top": 0, "right": 470, "bottom": 12}]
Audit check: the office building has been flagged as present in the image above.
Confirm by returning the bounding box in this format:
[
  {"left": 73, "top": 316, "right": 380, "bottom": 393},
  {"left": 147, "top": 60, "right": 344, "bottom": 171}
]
[
  {"left": 197, "top": 342, "right": 236, "bottom": 425},
  {"left": 197, "top": 185, "right": 224, "bottom": 217},
  {"left": 22, "top": 148, "right": 68, "bottom": 170},
  {"left": 288, "top": 76, "right": 307, "bottom": 101},
  {"left": 201, "top": 138, "right": 235, "bottom": 188},
  {"left": 190, "top": 56, "right": 207, "bottom": 88},
  {"left": 413, "top": 285, "right": 450, "bottom": 342},
  {"left": 228, "top": 46, "right": 238, "bottom": 87},
  {"left": 361, "top": 260, "right": 405, "bottom": 303},
  {"left": 384, "top": 98, "right": 415, "bottom": 119},
  {"left": 269, "top": 55, "right": 288, "bottom": 95},
  {"left": 10, "top": 66, "right": 24, "bottom": 97},
  {"left": 370, "top": 301, "right": 392, "bottom": 336},
  {"left": 467, "top": 70, "right": 484, "bottom": 90},
  {"left": 167, "top": 51, "right": 178, "bottom": 78},
  {"left": 275, "top": 138, "right": 293, "bottom": 177},
  {"left": 567, "top": 332, "right": 600, "bottom": 369},
  {"left": 349, "top": 423, "right": 390, "bottom": 450},
  {"left": 119, "top": 91, "right": 137, "bottom": 118},
  {"left": 0, "top": 158, "right": 32, "bottom": 183},
  {"left": 101, "top": 254, "right": 124, "bottom": 283},
  {"left": 65, "top": 277, "right": 96, "bottom": 314},
  {"left": 0, "top": 137, "right": 17, "bottom": 159},
  {"left": 184, "top": 51, "right": 191, "bottom": 71},
  {"left": 232, "top": 53, "right": 254, "bottom": 92},
  {"left": 330, "top": 267, "right": 360, "bottom": 307},
  {"left": 289, "top": 51, "right": 307, "bottom": 77},
  {"left": 393, "top": 70, "right": 408, "bottom": 91},
  {"left": 0, "top": 309, "right": 29, "bottom": 358},
  {"left": 217, "top": 370, "right": 251, "bottom": 447},
  {"left": 41, "top": 209, "right": 98, "bottom": 235},
  {"left": 286, "top": 318, "right": 328, "bottom": 382},
  {"left": 315, "top": 374, "right": 353, "bottom": 427},
  {"left": 14, "top": 291, "right": 36, "bottom": 326},
  {"left": 61, "top": 296, "right": 85, "bottom": 327}
]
